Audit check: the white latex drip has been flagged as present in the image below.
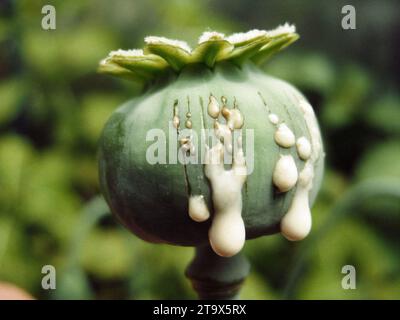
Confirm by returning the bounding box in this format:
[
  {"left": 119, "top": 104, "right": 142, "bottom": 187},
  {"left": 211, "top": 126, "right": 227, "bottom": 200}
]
[
  {"left": 222, "top": 107, "right": 244, "bottom": 130},
  {"left": 185, "top": 95, "right": 247, "bottom": 257},
  {"left": 274, "top": 123, "right": 295, "bottom": 148},
  {"left": 188, "top": 195, "right": 210, "bottom": 222},
  {"left": 296, "top": 136, "right": 312, "bottom": 160},
  {"left": 268, "top": 113, "right": 279, "bottom": 125},
  {"left": 214, "top": 121, "right": 233, "bottom": 154},
  {"left": 204, "top": 136, "right": 247, "bottom": 257},
  {"left": 280, "top": 99, "right": 322, "bottom": 241},
  {"left": 273, "top": 155, "right": 298, "bottom": 192},
  {"left": 207, "top": 95, "right": 220, "bottom": 118}
]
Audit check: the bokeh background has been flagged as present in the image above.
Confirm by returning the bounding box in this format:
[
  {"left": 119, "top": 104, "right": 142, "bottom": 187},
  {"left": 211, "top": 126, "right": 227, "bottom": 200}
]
[{"left": 0, "top": 0, "right": 399, "bottom": 299}]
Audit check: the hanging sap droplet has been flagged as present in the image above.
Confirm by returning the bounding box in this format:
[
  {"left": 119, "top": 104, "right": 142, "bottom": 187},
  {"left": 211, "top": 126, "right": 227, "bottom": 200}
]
[
  {"left": 280, "top": 164, "right": 314, "bottom": 241},
  {"left": 268, "top": 113, "right": 279, "bottom": 125},
  {"left": 214, "top": 120, "right": 233, "bottom": 154},
  {"left": 280, "top": 188, "right": 312, "bottom": 241},
  {"left": 225, "top": 109, "right": 244, "bottom": 130},
  {"left": 298, "top": 99, "right": 322, "bottom": 159},
  {"left": 221, "top": 106, "right": 230, "bottom": 118},
  {"left": 273, "top": 155, "right": 298, "bottom": 192},
  {"left": 207, "top": 95, "right": 220, "bottom": 118},
  {"left": 281, "top": 97, "right": 322, "bottom": 242},
  {"left": 299, "top": 163, "right": 314, "bottom": 186},
  {"left": 173, "top": 116, "right": 180, "bottom": 129},
  {"left": 179, "top": 137, "right": 195, "bottom": 155},
  {"left": 296, "top": 136, "right": 311, "bottom": 160},
  {"left": 209, "top": 213, "right": 245, "bottom": 257},
  {"left": 188, "top": 195, "right": 210, "bottom": 222},
  {"left": 274, "top": 123, "right": 295, "bottom": 148},
  {"left": 205, "top": 129, "right": 247, "bottom": 257},
  {"left": 185, "top": 119, "right": 192, "bottom": 129}
]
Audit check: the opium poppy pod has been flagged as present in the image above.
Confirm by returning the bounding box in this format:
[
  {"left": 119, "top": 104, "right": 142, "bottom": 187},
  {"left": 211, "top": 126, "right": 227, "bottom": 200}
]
[{"left": 98, "top": 25, "right": 325, "bottom": 258}]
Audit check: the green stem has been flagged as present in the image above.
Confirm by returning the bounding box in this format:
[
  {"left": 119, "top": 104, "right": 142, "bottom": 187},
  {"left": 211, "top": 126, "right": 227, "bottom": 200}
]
[{"left": 185, "top": 244, "right": 250, "bottom": 299}]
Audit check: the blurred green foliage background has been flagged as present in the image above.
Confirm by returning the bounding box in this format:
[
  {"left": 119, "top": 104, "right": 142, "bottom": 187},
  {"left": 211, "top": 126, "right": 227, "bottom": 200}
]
[{"left": 0, "top": 0, "right": 399, "bottom": 299}]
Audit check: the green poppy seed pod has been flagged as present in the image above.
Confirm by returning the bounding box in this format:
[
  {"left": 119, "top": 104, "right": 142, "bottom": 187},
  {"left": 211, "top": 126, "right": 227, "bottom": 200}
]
[{"left": 98, "top": 25, "right": 324, "bottom": 258}]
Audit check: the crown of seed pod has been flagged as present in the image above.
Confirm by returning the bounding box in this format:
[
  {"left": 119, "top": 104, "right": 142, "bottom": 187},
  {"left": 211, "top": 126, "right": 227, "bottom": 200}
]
[{"left": 98, "top": 24, "right": 324, "bottom": 257}]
